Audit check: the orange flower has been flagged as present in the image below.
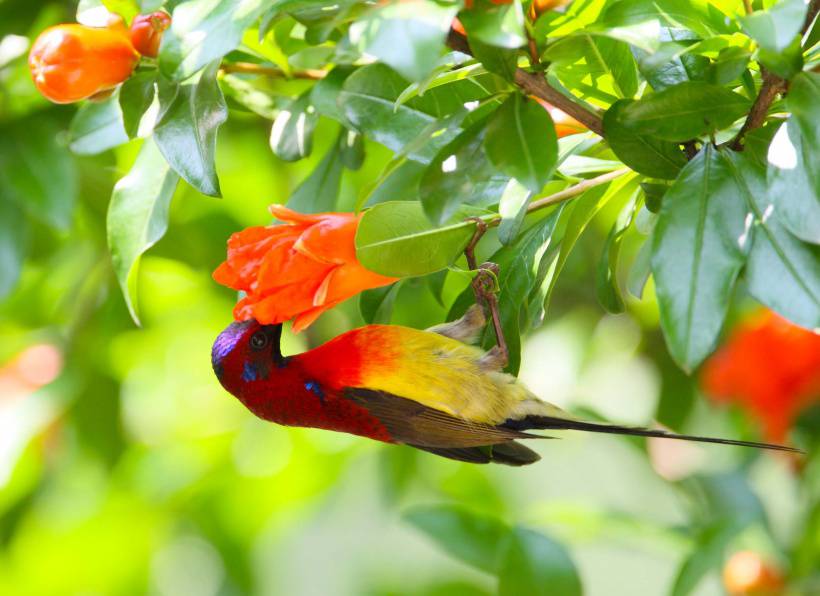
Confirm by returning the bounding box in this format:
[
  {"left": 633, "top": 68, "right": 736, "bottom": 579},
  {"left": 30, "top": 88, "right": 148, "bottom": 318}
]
[
  {"left": 129, "top": 11, "right": 171, "bottom": 58},
  {"left": 213, "top": 205, "right": 398, "bottom": 332},
  {"left": 701, "top": 309, "right": 820, "bottom": 442},
  {"left": 28, "top": 20, "right": 139, "bottom": 104},
  {"left": 533, "top": 97, "right": 588, "bottom": 138}
]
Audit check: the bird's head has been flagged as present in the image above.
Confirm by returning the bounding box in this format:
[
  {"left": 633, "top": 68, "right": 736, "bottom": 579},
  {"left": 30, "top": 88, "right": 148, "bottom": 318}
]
[{"left": 211, "top": 319, "right": 283, "bottom": 395}]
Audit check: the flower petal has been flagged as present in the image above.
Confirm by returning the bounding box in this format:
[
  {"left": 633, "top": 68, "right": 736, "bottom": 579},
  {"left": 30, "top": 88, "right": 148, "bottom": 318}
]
[{"left": 294, "top": 215, "right": 359, "bottom": 264}]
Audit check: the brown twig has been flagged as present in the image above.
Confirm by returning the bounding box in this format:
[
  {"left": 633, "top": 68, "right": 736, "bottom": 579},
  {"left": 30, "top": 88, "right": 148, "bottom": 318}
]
[
  {"left": 220, "top": 62, "right": 327, "bottom": 80},
  {"left": 447, "top": 29, "right": 604, "bottom": 136},
  {"left": 729, "top": 0, "right": 820, "bottom": 150}
]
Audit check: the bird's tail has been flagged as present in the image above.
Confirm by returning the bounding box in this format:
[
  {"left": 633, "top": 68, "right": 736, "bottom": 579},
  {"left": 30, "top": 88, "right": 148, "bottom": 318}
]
[{"left": 502, "top": 415, "right": 802, "bottom": 453}]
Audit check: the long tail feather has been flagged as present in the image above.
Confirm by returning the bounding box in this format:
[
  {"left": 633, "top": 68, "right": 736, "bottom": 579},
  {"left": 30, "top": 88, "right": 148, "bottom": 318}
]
[{"left": 504, "top": 416, "right": 802, "bottom": 453}]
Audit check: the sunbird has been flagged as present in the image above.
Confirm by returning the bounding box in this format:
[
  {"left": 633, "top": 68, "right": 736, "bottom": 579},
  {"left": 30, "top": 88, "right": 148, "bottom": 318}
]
[{"left": 212, "top": 306, "right": 797, "bottom": 466}]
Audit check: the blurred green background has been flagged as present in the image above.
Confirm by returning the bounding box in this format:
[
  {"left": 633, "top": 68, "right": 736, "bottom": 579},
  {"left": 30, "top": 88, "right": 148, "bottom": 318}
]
[{"left": 2, "top": 2, "right": 819, "bottom": 595}]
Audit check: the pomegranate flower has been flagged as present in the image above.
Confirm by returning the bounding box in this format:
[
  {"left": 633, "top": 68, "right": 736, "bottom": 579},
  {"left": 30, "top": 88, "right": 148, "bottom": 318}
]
[
  {"left": 213, "top": 205, "right": 398, "bottom": 332},
  {"left": 701, "top": 309, "right": 820, "bottom": 442}
]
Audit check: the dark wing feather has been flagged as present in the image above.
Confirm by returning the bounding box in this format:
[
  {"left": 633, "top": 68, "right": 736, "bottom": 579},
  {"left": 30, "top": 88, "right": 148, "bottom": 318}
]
[
  {"left": 410, "top": 441, "right": 542, "bottom": 466},
  {"left": 344, "top": 387, "right": 538, "bottom": 448}
]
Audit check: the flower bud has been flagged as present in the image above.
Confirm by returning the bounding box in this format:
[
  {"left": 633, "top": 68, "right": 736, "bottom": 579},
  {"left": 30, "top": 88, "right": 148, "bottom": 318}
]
[
  {"left": 129, "top": 11, "right": 171, "bottom": 58},
  {"left": 28, "top": 23, "right": 139, "bottom": 104}
]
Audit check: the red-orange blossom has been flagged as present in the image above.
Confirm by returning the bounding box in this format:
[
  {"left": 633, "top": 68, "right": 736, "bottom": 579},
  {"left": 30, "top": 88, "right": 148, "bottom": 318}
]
[{"left": 213, "top": 205, "right": 397, "bottom": 332}]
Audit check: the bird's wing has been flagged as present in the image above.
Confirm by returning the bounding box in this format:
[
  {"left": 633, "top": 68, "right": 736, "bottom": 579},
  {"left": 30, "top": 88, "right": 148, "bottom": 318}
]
[{"left": 343, "top": 387, "right": 539, "bottom": 448}]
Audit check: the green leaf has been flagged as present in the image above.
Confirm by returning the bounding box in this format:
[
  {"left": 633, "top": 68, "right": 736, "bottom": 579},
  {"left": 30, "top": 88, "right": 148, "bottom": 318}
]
[
  {"left": 339, "top": 64, "right": 456, "bottom": 163},
  {"left": 497, "top": 527, "right": 582, "bottom": 596},
  {"left": 485, "top": 94, "right": 558, "bottom": 194},
  {"left": 489, "top": 206, "right": 566, "bottom": 374},
  {"left": 68, "top": 94, "right": 129, "bottom": 155},
  {"left": 596, "top": 191, "right": 640, "bottom": 313},
  {"left": 356, "top": 201, "right": 489, "bottom": 277},
  {"left": 359, "top": 281, "right": 402, "bottom": 324},
  {"left": 348, "top": 1, "right": 457, "bottom": 82},
  {"left": 724, "top": 151, "right": 820, "bottom": 330},
  {"left": 107, "top": 138, "right": 180, "bottom": 324},
  {"left": 269, "top": 92, "right": 319, "bottom": 162},
  {"left": 757, "top": 35, "right": 803, "bottom": 79},
  {"left": 651, "top": 145, "right": 751, "bottom": 372},
  {"left": 159, "top": 0, "right": 267, "bottom": 80},
  {"left": 707, "top": 46, "right": 751, "bottom": 86},
  {"left": 786, "top": 72, "right": 820, "bottom": 196},
  {"left": 119, "top": 71, "right": 158, "bottom": 138},
  {"left": 421, "top": 120, "right": 511, "bottom": 225},
  {"left": 603, "top": 99, "right": 687, "bottom": 179},
  {"left": 633, "top": 31, "right": 710, "bottom": 91},
  {"left": 154, "top": 61, "right": 228, "bottom": 197},
  {"left": 469, "top": 39, "right": 517, "bottom": 82},
  {"left": 767, "top": 122, "right": 820, "bottom": 244},
  {"left": 340, "top": 130, "right": 365, "bottom": 170},
  {"left": 619, "top": 82, "right": 750, "bottom": 142},
  {"left": 0, "top": 199, "right": 27, "bottom": 299},
  {"left": 404, "top": 505, "right": 510, "bottom": 572},
  {"left": 497, "top": 178, "right": 532, "bottom": 245},
  {"left": 286, "top": 136, "right": 344, "bottom": 213},
  {"left": 542, "top": 174, "right": 637, "bottom": 315},
  {"left": 0, "top": 119, "right": 78, "bottom": 231},
  {"left": 309, "top": 66, "right": 355, "bottom": 125},
  {"left": 458, "top": 1, "right": 527, "bottom": 48},
  {"left": 740, "top": 0, "right": 807, "bottom": 53},
  {"left": 362, "top": 160, "right": 426, "bottom": 208}
]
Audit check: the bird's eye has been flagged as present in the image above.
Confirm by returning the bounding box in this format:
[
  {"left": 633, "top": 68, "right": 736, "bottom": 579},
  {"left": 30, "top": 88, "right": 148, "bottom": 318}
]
[{"left": 250, "top": 330, "right": 269, "bottom": 350}]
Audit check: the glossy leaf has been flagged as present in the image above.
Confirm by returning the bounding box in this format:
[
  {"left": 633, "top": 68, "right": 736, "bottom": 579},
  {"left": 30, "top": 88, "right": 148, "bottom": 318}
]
[
  {"left": 159, "top": 0, "right": 267, "bottom": 80},
  {"left": 724, "top": 151, "right": 820, "bottom": 330},
  {"left": 286, "top": 137, "right": 344, "bottom": 213},
  {"left": 107, "top": 138, "right": 180, "bottom": 324},
  {"left": 497, "top": 179, "right": 532, "bottom": 245},
  {"left": 68, "top": 94, "right": 129, "bottom": 155},
  {"left": 269, "top": 92, "right": 319, "bottom": 162},
  {"left": 620, "top": 82, "right": 750, "bottom": 141},
  {"left": 498, "top": 527, "right": 582, "bottom": 596},
  {"left": 786, "top": 72, "right": 820, "bottom": 196},
  {"left": 404, "top": 505, "right": 510, "bottom": 572},
  {"left": 603, "top": 99, "right": 687, "bottom": 179},
  {"left": 119, "top": 72, "right": 158, "bottom": 138},
  {"left": 154, "top": 61, "right": 228, "bottom": 197},
  {"left": 485, "top": 94, "right": 558, "bottom": 194},
  {"left": 339, "top": 64, "right": 459, "bottom": 163},
  {"left": 421, "top": 121, "right": 510, "bottom": 225},
  {"left": 359, "top": 281, "right": 403, "bottom": 324},
  {"left": 596, "top": 191, "right": 640, "bottom": 313},
  {"left": 767, "top": 122, "right": 820, "bottom": 244},
  {"left": 356, "top": 201, "right": 489, "bottom": 277},
  {"left": 740, "top": 0, "right": 807, "bottom": 53},
  {"left": 458, "top": 1, "right": 527, "bottom": 48},
  {"left": 348, "top": 0, "right": 457, "bottom": 82},
  {"left": 651, "top": 146, "right": 751, "bottom": 372}
]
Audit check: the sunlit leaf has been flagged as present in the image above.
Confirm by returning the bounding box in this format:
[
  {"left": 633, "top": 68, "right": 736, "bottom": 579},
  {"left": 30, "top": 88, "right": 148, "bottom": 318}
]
[
  {"left": 108, "top": 138, "right": 180, "bottom": 324},
  {"left": 68, "top": 94, "right": 129, "bottom": 155},
  {"left": 154, "top": 61, "right": 227, "bottom": 197}
]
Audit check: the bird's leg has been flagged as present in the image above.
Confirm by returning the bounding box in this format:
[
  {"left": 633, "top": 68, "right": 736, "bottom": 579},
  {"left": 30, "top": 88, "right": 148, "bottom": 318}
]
[{"left": 464, "top": 218, "right": 509, "bottom": 368}]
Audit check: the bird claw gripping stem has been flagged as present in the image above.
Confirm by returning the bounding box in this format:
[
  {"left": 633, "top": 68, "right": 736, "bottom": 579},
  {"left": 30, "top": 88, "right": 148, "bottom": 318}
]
[{"left": 464, "top": 218, "right": 508, "bottom": 368}]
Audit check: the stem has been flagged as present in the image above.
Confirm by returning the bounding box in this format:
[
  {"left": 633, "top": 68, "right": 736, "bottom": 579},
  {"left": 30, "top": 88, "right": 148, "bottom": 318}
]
[
  {"left": 524, "top": 168, "right": 631, "bottom": 214},
  {"left": 220, "top": 62, "right": 327, "bottom": 80},
  {"left": 446, "top": 29, "right": 604, "bottom": 136},
  {"left": 729, "top": 0, "right": 820, "bottom": 150}
]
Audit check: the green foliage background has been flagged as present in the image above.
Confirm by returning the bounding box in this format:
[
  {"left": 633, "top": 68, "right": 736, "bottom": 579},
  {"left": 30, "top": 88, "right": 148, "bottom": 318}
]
[{"left": 1, "top": 0, "right": 819, "bottom": 595}]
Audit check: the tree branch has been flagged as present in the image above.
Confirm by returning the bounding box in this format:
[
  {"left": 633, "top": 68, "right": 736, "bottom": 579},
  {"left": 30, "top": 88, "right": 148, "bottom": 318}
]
[
  {"left": 446, "top": 29, "right": 604, "bottom": 136},
  {"left": 524, "top": 168, "right": 631, "bottom": 213},
  {"left": 729, "top": 0, "right": 820, "bottom": 150}
]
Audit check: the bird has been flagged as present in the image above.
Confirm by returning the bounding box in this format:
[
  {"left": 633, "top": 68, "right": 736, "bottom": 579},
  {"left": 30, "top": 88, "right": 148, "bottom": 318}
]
[{"left": 211, "top": 305, "right": 799, "bottom": 466}]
